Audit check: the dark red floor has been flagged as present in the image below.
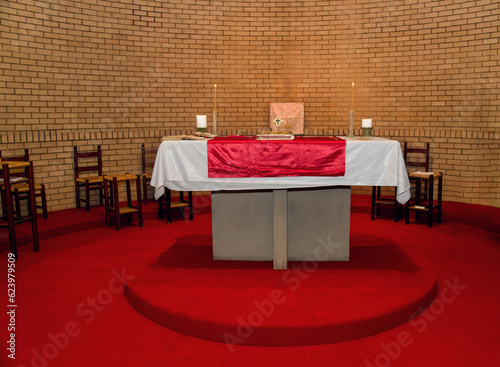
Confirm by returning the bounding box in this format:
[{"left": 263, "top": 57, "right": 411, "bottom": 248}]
[{"left": 1, "top": 196, "right": 499, "bottom": 367}]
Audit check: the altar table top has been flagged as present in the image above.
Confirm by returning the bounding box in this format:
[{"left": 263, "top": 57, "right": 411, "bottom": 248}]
[{"left": 151, "top": 137, "right": 411, "bottom": 204}]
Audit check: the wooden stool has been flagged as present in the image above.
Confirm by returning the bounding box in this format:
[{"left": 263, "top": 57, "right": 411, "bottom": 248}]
[
  {"left": 103, "top": 174, "right": 143, "bottom": 231},
  {"left": 12, "top": 182, "right": 48, "bottom": 219},
  {"left": 405, "top": 172, "right": 443, "bottom": 228},
  {"left": 371, "top": 186, "right": 400, "bottom": 222},
  {"left": 0, "top": 161, "right": 39, "bottom": 258},
  {"left": 0, "top": 148, "right": 49, "bottom": 219},
  {"left": 158, "top": 190, "right": 193, "bottom": 224}
]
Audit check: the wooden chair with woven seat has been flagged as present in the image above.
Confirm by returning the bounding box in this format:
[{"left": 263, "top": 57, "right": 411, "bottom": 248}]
[
  {"left": 404, "top": 142, "right": 443, "bottom": 228},
  {"left": 371, "top": 141, "right": 431, "bottom": 222},
  {"left": 0, "top": 160, "right": 39, "bottom": 258},
  {"left": 158, "top": 189, "right": 193, "bottom": 224},
  {"left": 74, "top": 145, "right": 104, "bottom": 212},
  {"left": 0, "top": 149, "right": 48, "bottom": 220},
  {"left": 371, "top": 186, "right": 400, "bottom": 222},
  {"left": 103, "top": 173, "right": 143, "bottom": 231},
  {"left": 141, "top": 143, "right": 157, "bottom": 205},
  {"left": 370, "top": 142, "right": 405, "bottom": 222}
]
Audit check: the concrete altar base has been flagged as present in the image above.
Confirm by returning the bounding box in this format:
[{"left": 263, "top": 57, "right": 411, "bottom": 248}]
[{"left": 212, "top": 186, "right": 350, "bottom": 265}]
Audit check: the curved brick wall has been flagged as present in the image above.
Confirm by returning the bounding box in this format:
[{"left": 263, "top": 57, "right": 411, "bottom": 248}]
[{"left": 1, "top": 0, "right": 499, "bottom": 210}]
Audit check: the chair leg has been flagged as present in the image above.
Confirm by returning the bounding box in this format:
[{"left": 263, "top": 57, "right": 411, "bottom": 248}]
[
  {"left": 136, "top": 175, "right": 143, "bottom": 227},
  {"left": 103, "top": 179, "right": 111, "bottom": 227},
  {"left": 166, "top": 190, "right": 172, "bottom": 224},
  {"left": 437, "top": 174, "right": 443, "bottom": 223},
  {"left": 85, "top": 180, "right": 91, "bottom": 212},
  {"left": 99, "top": 186, "right": 104, "bottom": 206},
  {"left": 393, "top": 187, "right": 399, "bottom": 222},
  {"left": 370, "top": 186, "right": 376, "bottom": 220},
  {"left": 126, "top": 180, "right": 132, "bottom": 208},
  {"left": 113, "top": 177, "right": 120, "bottom": 231},
  {"left": 27, "top": 163, "right": 39, "bottom": 252},
  {"left": 3, "top": 176, "right": 18, "bottom": 258},
  {"left": 75, "top": 182, "right": 81, "bottom": 208},
  {"left": 405, "top": 202, "right": 410, "bottom": 224},
  {"left": 427, "top": 175, "right": 434, "bottom": 228},
  {"left": 142, "top": 176, "right": 148, "bottom": 205},
  {"left": 158, "top": 194, "right": 164, "bottom": 219},
  {"left": 13, "top": 188, "right": 22, "bottom": 218},
  {"left": 40, "top": 184, "right": 48, "bottom": 219},
  {"left": 376, "top": 187, "right": 382, "bottom": 217},
  {"left": 414, "top": 179, "right": 421, "bottom": 221},
  {"left": 188, "top": 191, "right": 193, "bottom": 221}
]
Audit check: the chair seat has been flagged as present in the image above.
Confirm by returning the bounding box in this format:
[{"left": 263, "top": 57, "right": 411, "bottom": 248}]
[
  {"left": 409, "top": 171, "right": 442, "bottom": 179},
  {"left": 143, "top": 172, "right": 152, "bottom": 179},
  {"left": 76, "top": 176, "right": 104, "bottom": 184},
  {"left": 170, "top": 201, "right": 191, "bottom": 209},
  {"left": 117, "top": 206, "right": 140, "bottom": 215},
  {"left": 8, "top": 182, "right": 44, "bottom": 192},
  {"left": 0, "top": 177, "right": 28, "bottom": 186},
  {"left": 104, "top": 174, "right": 137, "bottom": 182}
]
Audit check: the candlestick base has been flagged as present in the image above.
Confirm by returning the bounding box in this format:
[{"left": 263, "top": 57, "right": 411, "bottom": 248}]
[
  {"left": 361, "top": 127, "right": 373, "bottom": 137},
  {"left": 347, "top": 110, "right": 355, "bottom": 138},
  {"left": 196, "top": 127, "right": 207, "bottom": 133},
  {"left": 213, "top": 111, "right": 218, "bottom": 136}
]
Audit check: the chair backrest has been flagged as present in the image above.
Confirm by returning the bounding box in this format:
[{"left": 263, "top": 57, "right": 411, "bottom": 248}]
[
  {"left": 141, "top": 143, "right": 157, "bottom": 174},
  {"left": 0, "top": 149, "right": 30, "bottom": 177},
  {"left": 404, "top": 142, "right": 430, "bottom": 172},
  {"left": 74, "top": 145, "right": 102, "bottom": 179}
]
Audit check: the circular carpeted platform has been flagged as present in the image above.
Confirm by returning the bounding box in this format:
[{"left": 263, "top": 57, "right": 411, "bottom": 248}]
[{"left": 125, "top": 233, "right": 437, "bottom": 347}]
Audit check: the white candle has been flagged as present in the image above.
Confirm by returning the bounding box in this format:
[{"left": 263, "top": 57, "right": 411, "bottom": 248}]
[
  {"left": 362, "top": 119, "right": 372, "bottom": 128},
  {"left": 214, "top": 84, "right": 217, "bottom": 112},
  {"left": 350, "top": 82, "right": 354, "bottom": 111},
  {"left": 196, "top": 115, "right": 207, "bottom": 128}
]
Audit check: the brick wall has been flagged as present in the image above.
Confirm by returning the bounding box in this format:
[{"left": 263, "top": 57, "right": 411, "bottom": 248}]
[{"left": 1, "top": 0, "right": 499, "bottom": 211}]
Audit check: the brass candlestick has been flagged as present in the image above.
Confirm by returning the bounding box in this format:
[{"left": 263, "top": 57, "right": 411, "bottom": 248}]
[
  {"left": 347, "top": 110, "right": 355, "bottom": 137},
  {"left": 361, "top": 127, "right": 373, "bottom": 137},
  {"left": 213, "top": 110, "right": 218, "bottom": 135}
]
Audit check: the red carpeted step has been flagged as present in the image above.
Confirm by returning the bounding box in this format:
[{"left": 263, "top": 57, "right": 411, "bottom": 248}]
[{"left": 125, "top": 233, "right": 437, "bottom": 347}]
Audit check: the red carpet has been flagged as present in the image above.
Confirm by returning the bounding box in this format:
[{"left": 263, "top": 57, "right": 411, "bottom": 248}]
[
  {"left": 125, "top": 234, "right": 437, "bottom": 346},
  {"left": 1, "top": 195, "right": 500, "bottom": 367}
]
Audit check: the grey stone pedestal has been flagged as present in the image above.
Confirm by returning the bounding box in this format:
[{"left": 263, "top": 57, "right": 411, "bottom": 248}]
[{"left": 212, "top": 186, "right": 350, "bottom": 269}]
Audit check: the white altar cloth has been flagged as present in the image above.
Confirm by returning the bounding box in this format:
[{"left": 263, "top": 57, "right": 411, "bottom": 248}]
[{"left": 151, "top": 137, "right": 410, "bottom": 204}]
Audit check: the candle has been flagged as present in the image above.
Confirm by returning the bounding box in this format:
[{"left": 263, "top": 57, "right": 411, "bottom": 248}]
[
  {"left": 362, "top": 119, "right": 372, "bottom": 128},
  {"left": 350, "top": 82, "right": 354, "bottom": 111},
  {"left": 196, "top": 115, "right": 207, "bottom": 128},
  {"left": 214, "top": 84, "right": 217, "bottom": 112}
]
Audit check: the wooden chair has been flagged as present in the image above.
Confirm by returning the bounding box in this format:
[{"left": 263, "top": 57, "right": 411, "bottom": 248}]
[
  {"left": 74, "top": 145, "right": 104, "bottom": 212},
  {"left": 371, "top": 142, "right": 430, "bottom": 222},
  {"left": 371, "top": 186, "right": 400, "bottom": 222},
  {"left": 404, "top": 142, "right": 430, "bottom": 199},
  {"left": 158, "top": 190, "right": 193, "bottom": 224},
  {"left": 0, "top": 161, "right": 39, "bottom": 258},
  {"left": 141, "top": 143, "right": 157, "bottom": 205},
  {"left": 0, "top": 149, "right": 48, "bottom": 220},
  {"left": 103, "top": 174, "right": 143, "bottom": 231},
  {"left": 404, "top": 142, "right": 443, "bottom": 227},
  {"left": 405, "top": 172, "right": 443, "bottom": 228}
]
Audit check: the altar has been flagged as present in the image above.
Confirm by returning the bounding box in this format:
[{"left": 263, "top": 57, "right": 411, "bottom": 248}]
[{"left": 151, "top": 137, "right": 410, "bottom": 269}]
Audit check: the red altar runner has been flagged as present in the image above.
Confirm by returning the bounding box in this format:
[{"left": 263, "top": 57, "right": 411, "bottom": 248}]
[{"left": 207, "top": 136, "right": 346, "bottom": 178}]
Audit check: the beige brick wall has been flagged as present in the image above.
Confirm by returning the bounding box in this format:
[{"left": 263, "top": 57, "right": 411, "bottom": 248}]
[{"left": 1, "top": 0, "right": 499, "bottom": 211}]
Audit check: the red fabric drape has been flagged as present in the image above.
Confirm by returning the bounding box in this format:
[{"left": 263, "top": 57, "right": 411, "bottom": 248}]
[{"left": 207, "top": 136, "right": 346, "bottom": 178}]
